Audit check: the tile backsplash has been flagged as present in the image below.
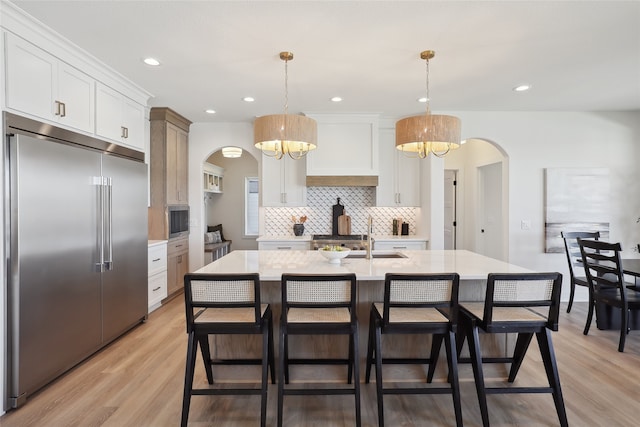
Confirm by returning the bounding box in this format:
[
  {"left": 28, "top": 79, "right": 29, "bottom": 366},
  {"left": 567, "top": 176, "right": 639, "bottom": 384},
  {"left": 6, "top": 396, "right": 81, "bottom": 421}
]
[{"left": 263, "top": 186, "right": 419, "bottom": 236}]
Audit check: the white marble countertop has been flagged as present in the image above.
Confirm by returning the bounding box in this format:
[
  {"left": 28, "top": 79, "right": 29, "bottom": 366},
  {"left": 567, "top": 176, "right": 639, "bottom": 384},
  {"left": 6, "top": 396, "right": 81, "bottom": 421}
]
[
  {"left": 148, "top": 240, "right": 168, "bottom": 247},
  {"left": 194, "top": 249, "right": 532, "bottom": 281},
  {"left": 255, "top": 235, "right": 428, "bottom": 242}
]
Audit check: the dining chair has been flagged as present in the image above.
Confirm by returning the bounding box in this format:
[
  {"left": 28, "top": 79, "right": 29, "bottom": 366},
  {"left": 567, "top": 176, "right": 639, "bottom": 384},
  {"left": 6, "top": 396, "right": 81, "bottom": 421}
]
[
  {"left": 578, "top": 238, "right": 640, "bottom": 352},
  {"left": 365, "top": 273, "right": 462, "bottom": 427},
  {"left": 457, "top": 272, "right": 567, "bottom": 427},
  {"left": 278, "top": 273, "right": 360, "bottom": 427},
  {"left": 561, "top": 231, "right": 599, "bottom": 313},
  {"left": 181, "top": 273, "right": 275, "bottom": 427}
]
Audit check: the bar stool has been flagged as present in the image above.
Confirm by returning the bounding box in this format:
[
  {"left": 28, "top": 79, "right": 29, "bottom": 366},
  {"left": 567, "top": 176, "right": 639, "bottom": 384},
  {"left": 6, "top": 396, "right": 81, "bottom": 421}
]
[
  {"left": 181, "top": 273, "right": 275, "bottom": 427},
  {"left": 457, "top": 272, "right": 568, "bottom": 427},
  {"left": 278, "top": 273, "right": 360, "bottom": 427},
  {"left": 365, "top": 273, "right": 462, "bottom": 427}
]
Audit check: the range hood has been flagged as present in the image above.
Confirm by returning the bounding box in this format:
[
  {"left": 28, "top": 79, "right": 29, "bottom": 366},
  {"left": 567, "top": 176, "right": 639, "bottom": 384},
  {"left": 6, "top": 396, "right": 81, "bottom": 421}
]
[{"left": 306, "top": 175, "right": 378, "bottom": 187}]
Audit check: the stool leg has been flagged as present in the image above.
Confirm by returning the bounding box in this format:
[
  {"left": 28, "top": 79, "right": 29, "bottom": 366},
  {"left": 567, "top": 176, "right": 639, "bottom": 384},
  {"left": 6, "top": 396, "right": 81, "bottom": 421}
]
[
  {"left": 427, "top": 334, "right": 443, "bottom": 383},
  {"left": 198, "top": 335, "right": 214, "bottom": 384},
  {"left": 283, "top": 333, "right": 290, "bottom": 384},
  {"left": 508, "top": 332, "right": 533, "bottom": 382},
  {"left": 374, "top": 322, "right": 384, "bottom": 427},
  {"left": 468, "top": 322, "right": 490, "bottom": 427},
  {"left": 277, "top": 325, "right": 286, "bottom": 427},
  {"left": 260, "top": 324, "right": 269, "bottom": 427},
  {"left": 348, "top": 333, "right": 354, "bottom": 384},
  {"left": 181, "top": 331, "right": 198, "bottom": 427},
  {"left": 268, "top": 314, "right": 276, "bottom": 384},
  {"left": 444, "top": 330, "right": 463, "bottom": 427},
  {"left": 353, "top": 325, "right": 362, "bottom": 427},
  {"left": 536, "top": 329, "right": 568, "bottom": 427},
  {"left": 365, "top": 308, "right": 376, "bottom": 383}
]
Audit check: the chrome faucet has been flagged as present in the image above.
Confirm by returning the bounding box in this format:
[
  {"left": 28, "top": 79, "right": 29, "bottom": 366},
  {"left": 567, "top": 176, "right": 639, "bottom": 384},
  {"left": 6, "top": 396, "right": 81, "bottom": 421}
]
[{"left": 366, "top": 216, "right": 375, "bottom": 259}]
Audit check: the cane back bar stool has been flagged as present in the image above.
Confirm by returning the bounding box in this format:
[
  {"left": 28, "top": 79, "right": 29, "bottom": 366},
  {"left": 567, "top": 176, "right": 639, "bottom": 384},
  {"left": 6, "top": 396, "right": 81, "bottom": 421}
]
[
  {"left": 579, "top": 238, "right": 640, "bottom": 352},
  {"left": 458, "top": 272, "right": 568, "bottom": 427},
  {"left": 181, "top": 273, "right": 275, "bottom": 427},
  {"left": 365, "top": 273, "right": 463, "bottom": 427},
  {"left": 561, "top": 230, "right": 600, "bottom": 313},
  {"left": 278, "top": 273, "right": 360, "bottom": 427}
]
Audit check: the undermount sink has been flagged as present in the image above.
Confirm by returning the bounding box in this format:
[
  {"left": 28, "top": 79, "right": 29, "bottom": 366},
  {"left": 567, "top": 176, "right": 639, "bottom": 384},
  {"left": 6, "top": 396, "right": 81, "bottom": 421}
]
[{"left": 346, "top": 252, "right": 407, "bottom": 259}]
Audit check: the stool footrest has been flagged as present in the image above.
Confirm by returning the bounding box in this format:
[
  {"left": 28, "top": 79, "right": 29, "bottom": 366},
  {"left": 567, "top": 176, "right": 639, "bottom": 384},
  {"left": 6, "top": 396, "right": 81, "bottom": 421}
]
[
  {"left": 210, "top": 358, "right": 264, "bottom": 365},
  {"left": 458, "top": 356, "right": 513, "bottom": 364},
  {"left": 376, "top": 357, "right": 435, "bottom": 365},
  {"left": 383, "top": 387, "right": 454, "bottom": 395},
  {"left": 485, "top": 386, "right": 554, "bottom": 394},
  {"left": 282, "top": 388, "right": 357, "bottom": 396},
  {"left": 192, "top": 388, "right": 263, "bottom": 396},
  {"left": 287, "top": 358, "right": 350, "bottom": 365}
]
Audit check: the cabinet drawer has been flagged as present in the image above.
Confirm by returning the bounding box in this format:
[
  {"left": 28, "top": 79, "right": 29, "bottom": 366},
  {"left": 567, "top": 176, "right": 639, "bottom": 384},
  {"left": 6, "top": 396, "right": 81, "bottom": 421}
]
[
  {"left": 258, "top": 241, "right": 309, "bottom": 250},
  {"left": 149, "top": 271, "right": 168, "bottom": 310},
  {"left": 374, "top": 241, "right": 427, "bottom": 251},
  {"left": 168, "top": 237, "right": 189, "bottom": 255},
  {"left": 148, "top": 244, "right": 167, "bottom": 275}
]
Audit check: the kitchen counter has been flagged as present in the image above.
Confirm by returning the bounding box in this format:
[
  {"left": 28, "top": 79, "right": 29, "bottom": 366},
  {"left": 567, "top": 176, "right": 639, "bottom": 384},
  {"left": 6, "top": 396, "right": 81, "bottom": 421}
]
[
  {"left": 372, "top": 235, "right": 429, "bottom": 242},
  {"left": 195, "top": 249, "right": 530, "bottom": 282},
  {"left": 148, "top": 239, "right": 168, "bottom": 247}
]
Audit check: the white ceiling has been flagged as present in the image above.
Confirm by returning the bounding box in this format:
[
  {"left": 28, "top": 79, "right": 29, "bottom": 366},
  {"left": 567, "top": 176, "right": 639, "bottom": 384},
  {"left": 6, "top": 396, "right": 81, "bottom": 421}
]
[{"left": 7, "top": 0, "right": 640, "bottom": 125}]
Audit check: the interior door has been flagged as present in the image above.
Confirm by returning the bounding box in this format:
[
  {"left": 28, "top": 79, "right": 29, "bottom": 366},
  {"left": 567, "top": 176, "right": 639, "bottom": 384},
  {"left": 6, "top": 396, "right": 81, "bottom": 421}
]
[
  {"left": 444, "top": 170, "right": 457, "bottom": 249},
  {"left": 101, "top": 154, "right": 148, "bottom": 343},
  {"left": 477, "top": 162, "right": 503, "bottom": 260}
]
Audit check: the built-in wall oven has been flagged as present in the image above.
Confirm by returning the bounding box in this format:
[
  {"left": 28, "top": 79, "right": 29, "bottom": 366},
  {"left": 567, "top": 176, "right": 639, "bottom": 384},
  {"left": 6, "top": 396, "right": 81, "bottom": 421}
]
[{"left": 168, "top": 205, "right": 189, "bottom": 238}]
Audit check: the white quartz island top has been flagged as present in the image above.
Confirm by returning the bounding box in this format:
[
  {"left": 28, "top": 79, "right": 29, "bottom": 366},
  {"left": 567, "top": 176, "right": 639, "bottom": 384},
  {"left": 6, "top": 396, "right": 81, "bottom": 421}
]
[{"left": 194, "top": 249, "right": 532, "bottom": 281}]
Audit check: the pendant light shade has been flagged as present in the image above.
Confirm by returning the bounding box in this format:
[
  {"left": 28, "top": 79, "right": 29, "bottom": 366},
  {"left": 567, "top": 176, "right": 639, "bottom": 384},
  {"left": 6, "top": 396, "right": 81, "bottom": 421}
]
[
  {"left": 396, "top": 50, "right": 461, "bottom": 158},
  {"left": 254, "top": 52, "right": 317, "bottom": 160}
]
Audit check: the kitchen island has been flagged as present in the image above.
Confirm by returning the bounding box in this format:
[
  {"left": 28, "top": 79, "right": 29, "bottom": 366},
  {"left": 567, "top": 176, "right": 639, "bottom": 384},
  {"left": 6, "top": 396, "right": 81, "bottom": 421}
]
[{"left": 194, "top": 249, "right": 535, "bottom": 381}]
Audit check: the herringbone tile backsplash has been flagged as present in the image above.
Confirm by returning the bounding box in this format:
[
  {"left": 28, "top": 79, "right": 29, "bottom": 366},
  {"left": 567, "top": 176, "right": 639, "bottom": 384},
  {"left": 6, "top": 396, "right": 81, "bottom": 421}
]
[{"left": 263, "top": 186, "right": 418, "bottom": 236}]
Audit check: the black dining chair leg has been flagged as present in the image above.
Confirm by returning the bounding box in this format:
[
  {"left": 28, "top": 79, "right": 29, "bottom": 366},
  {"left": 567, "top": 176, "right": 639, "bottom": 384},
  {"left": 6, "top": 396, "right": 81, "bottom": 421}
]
[
  {"left": 283, "top": 333, "right": 290, "bottom": 384},
  {"left": 583, "top": 288, "right": 595, "bottom": 336},
  {"left": 365, "top": 308, "right": 376, "bottom": 383},
  {"left": 467, "top": 321, "right": 490, "bottom": 427},
  {"left": 348, "top": 333, "right": 354, "bottom": 384},
  {"left": 508, "top": 332, "right": 534, "bottom": 382},
  {"left": 426, "top": 334, "right": 443, "bottom": 383},
  {"left": 444, "top": 330, "right": 463, "bottom": 427},
  {"left": 268, "top": 315, "right": 276, "bottom": 384},
  {"left": 536, "top": 329, "right": 569, "bottom": 427},
  {"left": 618, "top": 309, "right": 628, "bottom": 352},
  {"left": 181, "top": 331, "right": 198, "bottom": 427},
  {"left": 566, "top": 281, "right": 576, "bottom": 313},
  {"left": 198, "top": 336, "right": 214, "bottom": 384}
]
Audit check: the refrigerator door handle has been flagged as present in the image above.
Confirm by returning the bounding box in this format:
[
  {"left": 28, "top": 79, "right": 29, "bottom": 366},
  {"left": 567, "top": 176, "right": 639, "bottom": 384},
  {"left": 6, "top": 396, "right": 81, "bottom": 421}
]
[
  {"left": 93, "top": 176, "right": 105, "bottom": 272},
  {"left": 105, "top": 177, "right": 113, "bottom": 271}
]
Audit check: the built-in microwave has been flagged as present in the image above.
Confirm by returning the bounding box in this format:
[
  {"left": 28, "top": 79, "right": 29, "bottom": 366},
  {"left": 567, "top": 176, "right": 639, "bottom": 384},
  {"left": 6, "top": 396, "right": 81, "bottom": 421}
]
[{"left": 168, "top": 205, "right": 189, "bottom": 238}]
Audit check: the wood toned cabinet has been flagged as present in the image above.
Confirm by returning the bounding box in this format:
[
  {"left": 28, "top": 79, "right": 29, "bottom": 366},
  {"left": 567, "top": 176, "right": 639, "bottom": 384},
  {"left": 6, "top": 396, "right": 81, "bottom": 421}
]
[
  {"left": 166, "top": 237, "right": 189, "bottom": 298},
  {"left": 148, "top": 107, "right": 192, "bottom": 240}
]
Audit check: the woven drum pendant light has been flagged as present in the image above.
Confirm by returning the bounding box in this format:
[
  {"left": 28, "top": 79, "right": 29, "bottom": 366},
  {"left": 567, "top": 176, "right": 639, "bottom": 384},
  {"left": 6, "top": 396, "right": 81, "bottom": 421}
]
[
  {"left": 254, "top": 52, "right": 317, "bottom": 160},
  {"left": 396, "top": 50, "right": 461, "bottom": 158}
]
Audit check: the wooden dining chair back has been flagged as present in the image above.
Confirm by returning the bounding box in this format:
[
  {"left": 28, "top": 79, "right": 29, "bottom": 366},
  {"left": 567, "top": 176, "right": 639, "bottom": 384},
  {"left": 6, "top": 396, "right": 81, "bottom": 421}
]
[
  {"left": 578, "top": 238, "right": 640, "bottom": 352},
  {"left": 181, "top": 273, "right": 275, "bottom": 427},
  {"left": 365, "top": 273, "right": 462, "bottom": 427},
  {"left": 278, "top": 273, "right": 360, "bottom": 427},
  {"left": 458, "top": 272, "right": 567, "bottom": 427},
  {"left": 561, "top": 230, "right": 600, "bottom": 312}
]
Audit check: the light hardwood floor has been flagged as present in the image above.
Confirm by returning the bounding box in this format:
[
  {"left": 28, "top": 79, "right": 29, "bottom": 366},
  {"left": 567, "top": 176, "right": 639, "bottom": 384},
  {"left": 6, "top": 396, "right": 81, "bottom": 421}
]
[{"left": 1, "top": 298, "right": 638, "bottom": 426}]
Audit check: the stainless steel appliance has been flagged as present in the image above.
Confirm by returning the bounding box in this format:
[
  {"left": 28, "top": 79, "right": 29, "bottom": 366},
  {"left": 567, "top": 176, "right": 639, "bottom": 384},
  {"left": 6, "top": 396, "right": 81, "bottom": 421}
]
[
  {"left": 311, "top": 234, "right": 368, "bottom": 251},
  {"left": 4, "top": 113, "right": 148, "bottom": 409},
  {"left": 168, "top": 205, "right": 189, "bottom": 238}
]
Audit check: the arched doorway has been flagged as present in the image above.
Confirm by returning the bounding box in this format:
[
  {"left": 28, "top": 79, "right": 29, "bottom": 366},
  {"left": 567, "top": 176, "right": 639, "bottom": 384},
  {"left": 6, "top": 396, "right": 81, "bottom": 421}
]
[{"left": 444, "top": 138, "right": 509, "bottom": 261}]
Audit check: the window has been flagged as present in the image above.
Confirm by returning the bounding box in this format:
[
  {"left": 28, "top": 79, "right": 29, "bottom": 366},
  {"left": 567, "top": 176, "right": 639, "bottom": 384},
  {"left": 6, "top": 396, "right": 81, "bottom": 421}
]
[{"left": 245, "top": 177, "right": 259, "bottom": 236}]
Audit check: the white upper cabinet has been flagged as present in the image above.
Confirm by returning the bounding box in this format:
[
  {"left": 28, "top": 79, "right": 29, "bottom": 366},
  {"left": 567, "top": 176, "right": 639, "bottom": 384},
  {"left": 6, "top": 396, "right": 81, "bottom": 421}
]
[
  {"left": 5, "top": 33, "right": 95, "bottom": 134},
  {"left": 96, "top": 83, "right": 146, "bottom": 151},
  {"left": 306, "top": 114, "right": 379, "bottom": 176},
  {"left": 261, "top": 156, "right": 307, "bottom": 206},
  {"left": 376, "top": 127, "right": 420, "bottom": 206}
]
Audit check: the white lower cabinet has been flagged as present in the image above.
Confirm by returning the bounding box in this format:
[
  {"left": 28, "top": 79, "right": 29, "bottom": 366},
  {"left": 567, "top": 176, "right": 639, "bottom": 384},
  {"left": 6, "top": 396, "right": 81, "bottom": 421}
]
[
  {"left": 148, "top": 241, "right": 168, "bottom": 312},
  {"left": 374, "top": 240, "right": 427, "bottom": 250},
  {"left": 258, "top": 241, "right": 310, "bottom": 250}
]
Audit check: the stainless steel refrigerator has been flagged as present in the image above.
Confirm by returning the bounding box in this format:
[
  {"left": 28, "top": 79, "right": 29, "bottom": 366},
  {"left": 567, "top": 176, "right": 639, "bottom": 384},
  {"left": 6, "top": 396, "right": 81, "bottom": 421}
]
[{"left": 4, "top": 113, "right": 148, "bottom": 409}]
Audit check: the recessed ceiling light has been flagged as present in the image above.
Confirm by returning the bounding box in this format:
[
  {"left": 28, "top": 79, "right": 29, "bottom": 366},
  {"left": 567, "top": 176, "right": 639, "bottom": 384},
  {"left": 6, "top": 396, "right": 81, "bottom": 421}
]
[
  {"left": 205, "top": 109, "right": 216, "bottom": 114},
  {"left": 513, "top": 84, "right": 531, "bottom": 92},
  {"left": 243, "top": 97, "right": 255, "bottom": 102},
  {"left": 417, "top": 97, "right": 428, "bottom": 103},
  {"left": 143, "top": 57, "right": 160, "bottom": 66},
  {"left": 331, "top": 96, "right": 343, "bottom": 102}
]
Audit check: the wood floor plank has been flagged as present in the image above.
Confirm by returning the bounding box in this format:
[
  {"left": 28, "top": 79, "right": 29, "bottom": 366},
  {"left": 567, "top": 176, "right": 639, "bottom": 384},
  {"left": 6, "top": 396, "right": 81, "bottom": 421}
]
[{"left": 0, "top": 300, "right": 638, "bottom": 426}]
